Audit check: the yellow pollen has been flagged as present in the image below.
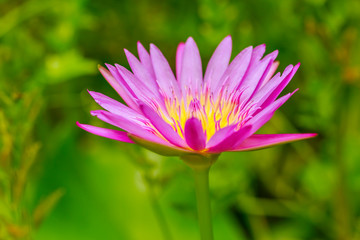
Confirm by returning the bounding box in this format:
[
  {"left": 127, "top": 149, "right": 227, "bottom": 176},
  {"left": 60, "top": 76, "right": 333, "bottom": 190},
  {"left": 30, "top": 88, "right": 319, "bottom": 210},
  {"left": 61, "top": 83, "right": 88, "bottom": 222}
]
[{"left": 157, "top": 88, "right": 254, "bottom": 141}]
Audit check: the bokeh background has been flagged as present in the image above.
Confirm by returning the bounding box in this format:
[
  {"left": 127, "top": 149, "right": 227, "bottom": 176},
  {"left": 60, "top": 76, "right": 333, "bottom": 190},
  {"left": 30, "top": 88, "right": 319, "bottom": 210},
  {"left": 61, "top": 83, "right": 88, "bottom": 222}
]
[{"left": 1, "top": 0, "right": 360, "bottom": 239}]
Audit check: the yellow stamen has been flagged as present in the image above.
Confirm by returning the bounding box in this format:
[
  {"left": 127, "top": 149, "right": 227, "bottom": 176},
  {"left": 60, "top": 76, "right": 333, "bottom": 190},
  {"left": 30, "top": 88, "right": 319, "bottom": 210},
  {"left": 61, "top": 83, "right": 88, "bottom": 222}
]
[{"left": 157, "top": 87, "right": 254, "bottom": 141}]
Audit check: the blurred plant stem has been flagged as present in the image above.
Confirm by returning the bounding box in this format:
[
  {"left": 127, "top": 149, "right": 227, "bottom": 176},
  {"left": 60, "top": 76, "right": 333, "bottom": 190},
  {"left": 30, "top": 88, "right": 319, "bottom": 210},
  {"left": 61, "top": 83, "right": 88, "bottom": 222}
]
[
  {"left": 0, "top": 89, "right": 63, "bottom": 239},
  {"left": 193, "top": 167, "right": 213, "bottom": 240},
  {"left": 333, "top": 85, "right": 352, "bottom": 240},
  {"left": 126, "top": 148, "right": 173, "bottom": 240},
  {"left": 146, "top": 181, "right": 173, "bottom": 240}
]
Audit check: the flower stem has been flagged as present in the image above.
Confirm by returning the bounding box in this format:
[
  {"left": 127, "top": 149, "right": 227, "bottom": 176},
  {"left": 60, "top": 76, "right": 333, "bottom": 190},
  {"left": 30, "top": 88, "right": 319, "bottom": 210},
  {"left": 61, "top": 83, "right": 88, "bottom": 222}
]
[{"left": 193, "top": 166, "right": 213, "bottom": 240}]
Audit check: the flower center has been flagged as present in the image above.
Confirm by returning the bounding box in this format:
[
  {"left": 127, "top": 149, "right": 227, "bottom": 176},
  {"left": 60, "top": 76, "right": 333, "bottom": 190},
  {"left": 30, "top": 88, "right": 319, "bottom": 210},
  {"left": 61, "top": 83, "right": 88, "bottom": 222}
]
[{"left": 156, "top": 86, "right": 257, "bottom": 141}]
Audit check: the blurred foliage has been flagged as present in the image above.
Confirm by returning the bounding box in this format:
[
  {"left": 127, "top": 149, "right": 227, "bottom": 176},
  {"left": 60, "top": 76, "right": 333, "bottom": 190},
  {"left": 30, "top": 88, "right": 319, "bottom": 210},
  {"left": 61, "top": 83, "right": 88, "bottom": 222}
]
[{"left": 0, "top": 0, "right": 360, "bottom": 239}]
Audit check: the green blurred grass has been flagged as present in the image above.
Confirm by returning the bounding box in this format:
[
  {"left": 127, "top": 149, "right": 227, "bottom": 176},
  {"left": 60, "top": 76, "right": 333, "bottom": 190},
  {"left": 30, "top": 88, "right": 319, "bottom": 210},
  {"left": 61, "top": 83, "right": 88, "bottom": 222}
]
[{"left": 1, "top": 0, "right": 360, "bottom": 239}]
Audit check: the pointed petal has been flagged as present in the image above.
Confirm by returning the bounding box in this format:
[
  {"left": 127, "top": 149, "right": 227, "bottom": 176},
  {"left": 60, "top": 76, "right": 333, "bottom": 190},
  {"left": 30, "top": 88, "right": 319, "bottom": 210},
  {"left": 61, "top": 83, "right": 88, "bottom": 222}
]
[
  {"left": 137, "top": 42, "right": 156, "bottom": 79},
  {"left": 150, "top": 44, "right": 181, "bottom": 98},
  {"left": 98, "top": 65, "right": 122, "bottom": 94},
  {"left": 179, "top": 37, "right": 203, "bottom": 94},
  {"left": 184, "top": 117, "right": 206, "bottom": 151},
  {"left": 88, "top": 91, "right": 145, "bottom": 121},
  {"left": 260, "top": 63, "right": 300, "bottom": 109},
  {"left": 90, "top": 110, "right": 167, "bottom": 145},
  {"left": 115, "top": 64, "right": 162, "bottom": 105},
  {"left": 124, "top": 49, "right": 158, "bottom": 94},
  {"left": 215, "top": 44, "right": 265, "bottom": 96},
  {"left": 176, "top": 42, "right": 185, "bottom": 80},
  {"left": 140, "top": 104, "right": 187, "bottom": 148},
  {"left": 99, "top": 65, "right": 139, "bottom": 111},
  {"left": 207, "top": 125, "right": 252, "bottom": 153},
  {"left": 105, "top": 63, "right": 136, "bottom": 97},
  {"left": 216, "top": 46, "right": 253, "bottom": 94},
  {"left": 239, "top": 51, "right": 278, "bottom": 102},
  {"left": 252, "top": 44, "right": 266, "bottom": 62},
  {"left": 243, "top": 90, "right": 297, "bottom": 137},
  {"left": 252, "top": 64, "right": 294, "bottom": 107},
  {"left": 77, "top": 122, "right": 134, "bottom": 143},
  {"left": 249, "top": 56, "right": 277, "bottom": 98},
  {"left": 204, "top": 36, "right": 232, "bottom": 89},
  {"left": 261, "top": 61, "right": 279, "bottom": 87},
  {"left": 231, "top": 133, "right": 317, "bottom": 151}
]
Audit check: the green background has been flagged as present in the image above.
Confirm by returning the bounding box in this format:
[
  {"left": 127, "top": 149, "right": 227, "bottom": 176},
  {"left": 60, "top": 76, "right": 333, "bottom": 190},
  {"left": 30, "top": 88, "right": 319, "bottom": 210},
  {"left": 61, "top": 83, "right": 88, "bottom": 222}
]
[{"left": 1, "top": 0, "right": 360, "bottom": 239}]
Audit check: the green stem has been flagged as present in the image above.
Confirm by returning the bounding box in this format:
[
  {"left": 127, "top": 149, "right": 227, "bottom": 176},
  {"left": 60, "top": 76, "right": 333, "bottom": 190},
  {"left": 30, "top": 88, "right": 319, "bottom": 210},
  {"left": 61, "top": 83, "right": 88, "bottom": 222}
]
[{"left": 193, "top": 167, "right": 213, "bottom": 240}]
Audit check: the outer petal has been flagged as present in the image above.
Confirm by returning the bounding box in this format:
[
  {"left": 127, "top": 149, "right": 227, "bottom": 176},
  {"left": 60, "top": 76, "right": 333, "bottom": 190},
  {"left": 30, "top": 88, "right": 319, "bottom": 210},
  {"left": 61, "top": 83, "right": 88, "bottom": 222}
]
[
  {"left": 215, "top": 46, "right": 253, "bottom": 95},
  {"left": 90, "top": 110, "right": 190, "bottom": 155},
  {"left": 242, "top": 90, "right": 297, "bottom": 137},
  {"left": 184, "top": 117, "right": 206, "bottom": 151},
  {"left": 234, "top": 43, "right": 266, "bottom": 95},
  {"left": 260, "top": 63, "right": 300, "bottom": 110},
  {"left": 137, "top": 42, "right": 156, "bottom": 79},
  {"left": 231, "top": 133, "right": 318, "bottom": 151},
  {"left": 88, "top": 91, "right": 145, "bottom": 121},
  {"left": 91, "top": 110, "right": 166, "bottom": 145},
  {"left": 179, "top": 37, "right": 203, "bottom": 95},
  {"left": 105, "top": 63, "right": 136, "bottom": 97},
  {"left": 116, "top": 64, "right": 158, "bottom": 99},
  {"left": 261, "top": 61, "right": 279, "bottom": 87},
  {"left": 207, "top": 125, "right": 253, "bottom": 153},
  {"left": 140, "top": 104, "right": 187, "bottom": 148},
  {"left": 252, "top": 64, "right": 294, "bottom": 107},
  {"left": 251, "top": 44, "right": 266, "bottom": 62},
  {"left": 77, "top": 122, "right": 134, "bottom": 143},
  {"left": 99, "top": 65, "right": 139, "bottom": 111},
  {"left": 150, "top": 44, "right": 181, "bottom": 98},
  {"left": 176, "top": 42, "right": 185, "bottom": 80},
  {"left": 124, "top": 49, "right": 158, "bottom": 94},
  {"left": 204, "top": 36, "right": 232, "bottom": 89},
  {"left": 239, "top": 50, "right": 279, "bottom": 102}
]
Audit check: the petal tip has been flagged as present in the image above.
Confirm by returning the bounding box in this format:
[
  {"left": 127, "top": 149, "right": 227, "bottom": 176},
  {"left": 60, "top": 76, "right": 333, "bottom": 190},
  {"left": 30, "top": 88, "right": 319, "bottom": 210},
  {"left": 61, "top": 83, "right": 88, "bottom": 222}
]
[
  {"left": 149, "top": 43, "right": 156, "bottom": 50},
  {"left": 90, "top": 110, "right": 99, "bottom": 116},
  {"left": 221, "top": 35, "right": 232, "bottom": 47},
  {"left": 87, "top": 90, "right": 97, "bottom": 99},
  {"left": 273, "top": 49, "right": 279, "bottom": 56},
  {"left": 186, "top": 36, "right": 195, "bottom": 42},
  {"left": 123, "top": 48, "right": 130, "bottom": 55},
  {"left": 307, "top": 133, "right": 318, "bottom": 138},
  {"left": 105, "top": 63, "right": 115, "bottom": 71},
  {"left": 291, "top": 88, "right": 299, "bottom": 95},
  {"left": 244, "top": 45, "right": 254, "bottom": 53}
]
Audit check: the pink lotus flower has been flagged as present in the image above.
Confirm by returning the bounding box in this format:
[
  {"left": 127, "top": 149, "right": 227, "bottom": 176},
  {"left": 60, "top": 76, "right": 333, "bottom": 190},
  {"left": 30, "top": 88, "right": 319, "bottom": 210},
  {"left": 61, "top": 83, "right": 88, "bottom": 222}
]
[{"left": 77, "top": 36, "right": 316, "bottom": 157}]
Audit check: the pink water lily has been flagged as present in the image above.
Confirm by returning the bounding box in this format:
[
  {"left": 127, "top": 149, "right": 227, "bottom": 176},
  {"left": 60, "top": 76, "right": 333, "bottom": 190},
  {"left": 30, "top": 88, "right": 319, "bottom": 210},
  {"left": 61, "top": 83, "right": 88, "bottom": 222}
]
[
  {"left": 78, "top": 36, "right": 317, "bottom": 240},
  {"left": 77, "top": 36, "right": 316, "bottom": 156}
]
